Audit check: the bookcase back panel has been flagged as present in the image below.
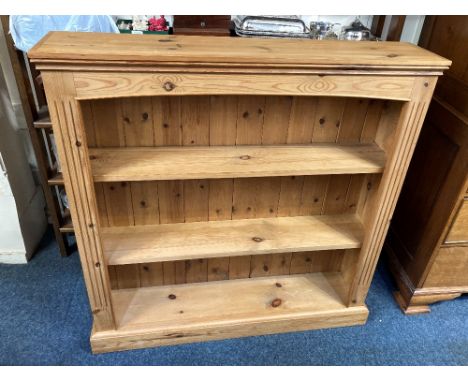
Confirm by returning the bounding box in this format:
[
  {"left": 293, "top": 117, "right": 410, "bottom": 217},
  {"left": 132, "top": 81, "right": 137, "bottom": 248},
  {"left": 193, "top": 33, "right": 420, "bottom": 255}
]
[
  {"left": 80, "top": 95, "right": 386, "bottom": 148},
  {"left": 108, "top": 249, "right": 354, "bottom": 289},
  {"left": 100, "top": 174, "right": 369, "bottom": 289},
  {"left": 95, "top": 175, "right": 369, "bottom": 227},
  {"left": 81, "top": 94, "right": 384, "bottom": 289}
]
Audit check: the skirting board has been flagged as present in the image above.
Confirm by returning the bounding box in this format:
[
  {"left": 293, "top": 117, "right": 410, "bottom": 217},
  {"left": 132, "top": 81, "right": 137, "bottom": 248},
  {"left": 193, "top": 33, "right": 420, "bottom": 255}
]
[{"left": 0, "top": 251, "right": 28, "bottom": 264}]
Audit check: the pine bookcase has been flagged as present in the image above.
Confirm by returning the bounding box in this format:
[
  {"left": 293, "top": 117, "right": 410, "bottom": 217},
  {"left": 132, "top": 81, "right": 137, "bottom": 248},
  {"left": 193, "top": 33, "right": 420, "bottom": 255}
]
[{"left": 29, "top": 32, "right": 450, "bottom": 353}]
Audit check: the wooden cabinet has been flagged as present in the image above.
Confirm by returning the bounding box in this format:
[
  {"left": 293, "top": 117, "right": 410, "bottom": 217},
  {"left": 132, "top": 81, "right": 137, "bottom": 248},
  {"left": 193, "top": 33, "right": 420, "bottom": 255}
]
[
  {"left": 29, "top": 32, "right": 449, "bottom": 353},
  {"left": 173, "top": 16, "right": 232, "bottom": 35},
  {"left": 385, "top": 16, "right": 468, "bottom": 314}
]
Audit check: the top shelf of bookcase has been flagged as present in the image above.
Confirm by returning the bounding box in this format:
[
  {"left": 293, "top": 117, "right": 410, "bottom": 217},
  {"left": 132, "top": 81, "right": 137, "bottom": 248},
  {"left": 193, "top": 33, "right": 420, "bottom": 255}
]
[{"left": 29, "top": 32, "right": 451, "bottom": 72}]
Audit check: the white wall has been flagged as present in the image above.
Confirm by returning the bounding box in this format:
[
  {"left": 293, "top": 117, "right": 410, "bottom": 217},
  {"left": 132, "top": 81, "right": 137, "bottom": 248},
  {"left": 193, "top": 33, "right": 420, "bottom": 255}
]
[{"left": 400, "top": 16, "right": 425, "bottom": 44}]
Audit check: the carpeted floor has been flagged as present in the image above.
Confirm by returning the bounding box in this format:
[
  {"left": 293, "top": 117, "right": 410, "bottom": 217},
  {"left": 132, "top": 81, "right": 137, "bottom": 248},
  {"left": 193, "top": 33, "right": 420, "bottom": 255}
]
[{"left": 1, "top": 229, "right": 467, "bottom": 366}]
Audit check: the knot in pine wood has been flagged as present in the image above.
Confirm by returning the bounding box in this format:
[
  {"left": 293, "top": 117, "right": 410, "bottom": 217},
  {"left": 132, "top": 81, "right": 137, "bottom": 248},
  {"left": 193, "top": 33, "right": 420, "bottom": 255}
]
[
  {"left": 163, "top": 81, "right": 176, "bottom": 92},
  {"left": 168, "top": 294, "right": 177, "bottom": 300},
  {"left": 271, "top": 298, "right": 282, "bottom": 308},
  {"left": 252, "top": 236, "right": 264, "bottom": 243},
  {"left": 239, "top": 155, "right": 251, "bottom": 160}
]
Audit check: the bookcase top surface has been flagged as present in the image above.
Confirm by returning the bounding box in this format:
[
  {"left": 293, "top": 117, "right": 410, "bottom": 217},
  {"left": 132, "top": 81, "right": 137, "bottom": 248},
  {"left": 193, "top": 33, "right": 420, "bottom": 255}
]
[{"left": 28, "top": 31, "right": 451, "bottom": 71}]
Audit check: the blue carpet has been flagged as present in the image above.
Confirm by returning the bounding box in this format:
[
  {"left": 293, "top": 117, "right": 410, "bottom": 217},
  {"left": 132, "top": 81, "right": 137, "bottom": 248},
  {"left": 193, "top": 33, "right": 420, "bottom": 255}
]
[{"left": 1, "top": 229, "right": 467, "bottom": 365}]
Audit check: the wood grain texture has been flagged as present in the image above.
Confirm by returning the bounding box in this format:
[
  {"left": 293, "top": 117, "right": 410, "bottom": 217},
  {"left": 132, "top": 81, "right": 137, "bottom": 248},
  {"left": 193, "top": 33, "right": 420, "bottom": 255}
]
[
  {"left": 83, "top": 94, "right": 397, "bottom": 290},
  {"left": 90, "top": 96, "right": 398, "bottom": 285},
  {"left": 42, "top": 71, "right": 115, "bottom": 331},
  {"left": 29, "top": 32, "right": 450, "bottom": 70},
  {"left": 312, "top": 97, "right": 345, "bottom": 143},
  {"left": 103, "top": 172, "right": 363, "bottom": 288},
  {"left": 444, "top": 199, "right": 468, "bottom": 244},
  {"left": 287, "top": 97, "right": 317, "bottom": 143},
  {"left": 72, "top": 72, "right": 415, "bottom": 101},
  {"left": 36, "top": 34, "right": 446, "bottom": 350},
  {"left": 153, "top": 97, "right": 182, "bottom": 146},
  {"left": 89, "top": 144, "right": 386, "bottom": 182},
  {"left": 424, "top": 247, "right": 468, "bottom": 288},
  {"left": 83, "top": 95, "right": 385, "bottom": 151},
  {"left": 91, "top": 273, "right": 368, "bottom": 353},
  {"left": 206, "top": 104, "right": 235, "bottom": 280},
  {"left": 102, "top": 214, "right": 363, "bottom": 265},
  {"left": 349, "top": 77, "right": 438, "bottom": 305},
  {"left": 387, "top": 238, "right": 465, "bottom": 315}
]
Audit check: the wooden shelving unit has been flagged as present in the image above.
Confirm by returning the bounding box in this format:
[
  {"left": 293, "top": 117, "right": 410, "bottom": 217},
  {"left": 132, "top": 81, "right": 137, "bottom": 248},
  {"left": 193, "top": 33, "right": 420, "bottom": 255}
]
[
  {"left": 29, "top": 32, "right": 449, "bottom": 353},
  {"left": 1, "top": 16, "right": 74, "bottom": 257}
]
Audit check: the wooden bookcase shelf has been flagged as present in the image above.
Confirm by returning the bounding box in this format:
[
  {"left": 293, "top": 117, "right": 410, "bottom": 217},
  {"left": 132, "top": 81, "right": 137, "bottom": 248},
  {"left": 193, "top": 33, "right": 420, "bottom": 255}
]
[
  {"left": 91, "top": 273, "right": 367, "bottom": 352},
  {"left": 89, "top": 144, "right": 385, "bottom": 182},
  {"left": 102, "top": 214, "right": 363, "bottom": 265},
  {"left": 29, "top": 32, "right": 449, "bottom": 353}
]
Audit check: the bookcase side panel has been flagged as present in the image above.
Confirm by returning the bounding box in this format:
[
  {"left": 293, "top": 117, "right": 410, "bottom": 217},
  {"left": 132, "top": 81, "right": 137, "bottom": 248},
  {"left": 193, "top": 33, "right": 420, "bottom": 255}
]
[
  {"left": 42, "top": 71, "right": 115, "bottom": 331},
  {"left": 349, "top": 77, "right": 439, "bottom": 305}
]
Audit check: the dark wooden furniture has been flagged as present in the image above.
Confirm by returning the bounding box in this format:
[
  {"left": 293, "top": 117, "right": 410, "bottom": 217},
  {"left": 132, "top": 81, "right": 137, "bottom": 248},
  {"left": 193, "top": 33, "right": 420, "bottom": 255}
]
[
  {"left": 385, "top": 16, "right": 468, "bottom": 314},
  {"left": 370, "top": 16, "right": 386, "bottom": 39},
  {"left": 173, "top": 16, "right": 232, "bottom": 36},
  {"left": 371, "top": 16, "right": 406, "bottom": 41},
  {"left": 385, "top": 16, "right": 407, "bottom": 41}
]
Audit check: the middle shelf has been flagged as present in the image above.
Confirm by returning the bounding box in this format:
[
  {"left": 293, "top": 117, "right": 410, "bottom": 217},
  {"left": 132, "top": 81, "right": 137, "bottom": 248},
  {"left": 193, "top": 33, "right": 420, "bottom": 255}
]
[
  {"left": 102, "top": 214, "right": 363, "bottom": 265},
  {"left": 89, "top": 144, "right": 385, "bottom": 182}
]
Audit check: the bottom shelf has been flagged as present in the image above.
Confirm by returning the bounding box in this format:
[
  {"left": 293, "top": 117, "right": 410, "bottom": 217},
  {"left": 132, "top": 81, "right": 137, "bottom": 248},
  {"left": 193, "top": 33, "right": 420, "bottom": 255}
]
[{"left": 91, "top": 273, "right": 369, "bottom": 353}]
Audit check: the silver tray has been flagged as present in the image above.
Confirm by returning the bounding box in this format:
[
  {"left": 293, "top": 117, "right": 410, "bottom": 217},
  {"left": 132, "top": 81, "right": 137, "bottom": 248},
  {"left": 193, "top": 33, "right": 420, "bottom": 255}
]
[{"left": 233, "top": 16, "right": 310, "bottom": 39}]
